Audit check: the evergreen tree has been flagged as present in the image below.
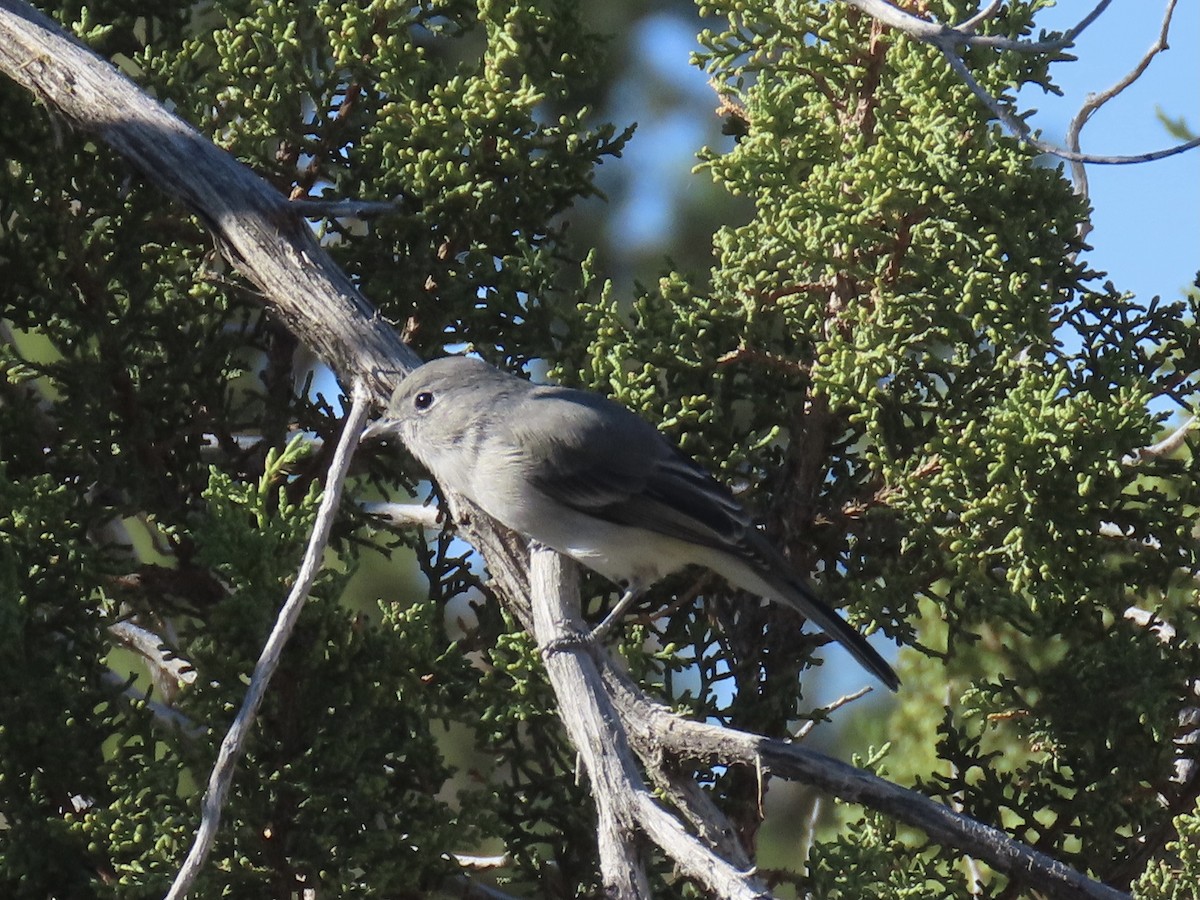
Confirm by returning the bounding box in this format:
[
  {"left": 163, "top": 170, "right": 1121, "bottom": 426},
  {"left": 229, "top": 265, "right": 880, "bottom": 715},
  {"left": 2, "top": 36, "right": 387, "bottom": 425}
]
[{"left": 0, "top": 0, "right": 1197, "bottom": 896}]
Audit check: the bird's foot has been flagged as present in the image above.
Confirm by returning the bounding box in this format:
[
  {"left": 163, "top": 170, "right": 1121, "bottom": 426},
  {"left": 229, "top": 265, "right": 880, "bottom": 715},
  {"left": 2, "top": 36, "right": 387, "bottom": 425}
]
[{"left": 537, "top": 633, "right": 594, "bottom": 659}]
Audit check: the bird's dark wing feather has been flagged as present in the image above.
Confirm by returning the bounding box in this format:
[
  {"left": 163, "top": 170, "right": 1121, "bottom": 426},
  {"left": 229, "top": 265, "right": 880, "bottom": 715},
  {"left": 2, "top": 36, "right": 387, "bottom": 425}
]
[{"left": 515, "top": 386, "right": 763, "bottom": 558}]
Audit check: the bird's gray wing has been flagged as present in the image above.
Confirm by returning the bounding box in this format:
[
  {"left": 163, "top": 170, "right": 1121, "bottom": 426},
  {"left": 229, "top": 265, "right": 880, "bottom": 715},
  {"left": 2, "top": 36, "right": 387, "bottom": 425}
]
[{"left": 516, "top": 386, "right": 759, "bottom": 555}]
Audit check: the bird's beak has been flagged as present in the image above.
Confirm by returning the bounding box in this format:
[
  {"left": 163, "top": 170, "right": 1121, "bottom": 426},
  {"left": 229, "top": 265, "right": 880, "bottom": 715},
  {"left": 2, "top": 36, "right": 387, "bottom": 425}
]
[{"left": 359, "top": 418, "right": 398, "bottom": 445}]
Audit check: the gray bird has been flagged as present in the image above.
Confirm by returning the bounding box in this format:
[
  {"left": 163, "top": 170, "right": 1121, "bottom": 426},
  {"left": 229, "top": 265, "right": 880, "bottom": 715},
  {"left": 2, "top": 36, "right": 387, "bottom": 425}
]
[{"left": 369, "top": 355, "right": 898, "bottom": 691}]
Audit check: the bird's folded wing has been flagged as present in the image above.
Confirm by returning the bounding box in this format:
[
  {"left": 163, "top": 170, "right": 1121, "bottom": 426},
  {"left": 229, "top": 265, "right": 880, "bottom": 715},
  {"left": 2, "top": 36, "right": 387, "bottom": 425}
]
[{"left": 517, "top": 389, "right": 764, "bottom": 559}]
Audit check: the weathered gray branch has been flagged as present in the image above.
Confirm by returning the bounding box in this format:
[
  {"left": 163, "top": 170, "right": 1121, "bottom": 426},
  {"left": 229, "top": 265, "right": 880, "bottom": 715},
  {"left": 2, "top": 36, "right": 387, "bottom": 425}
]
[
  {"left": 164, "top": 384, "right": 372, "bottom": 900},
  {"left": 107, "top": 620, "right": 197, "bottom": 688},
  {"left": 0, "top": 0, "right": 420, "bottom": 402},
  {"left": 841, "top": 0, "right": 1112, "bottom": 54},
  {"left": 1123, "top": 415, "right": 1197, "bottom": 467},
  {"left": 603, "top": 660, "right": 1132, "bottom": 900},
  {"left": 530, "top": 547, "right": 767, "bottom": 899}
]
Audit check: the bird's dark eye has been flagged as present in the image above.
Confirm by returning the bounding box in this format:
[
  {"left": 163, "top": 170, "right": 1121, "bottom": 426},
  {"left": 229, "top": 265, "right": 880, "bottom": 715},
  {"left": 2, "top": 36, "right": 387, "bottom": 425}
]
[{"left": 414, "top": 391, "right": 434, "bottom": 410}]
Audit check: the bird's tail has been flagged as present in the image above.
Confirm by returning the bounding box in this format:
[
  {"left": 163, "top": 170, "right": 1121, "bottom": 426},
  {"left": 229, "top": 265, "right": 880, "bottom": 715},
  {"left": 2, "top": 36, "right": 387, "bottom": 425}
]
[
  {"left": 717, "top": 553, "right": 900, "bottom": 691},
  {"left": 779, "top": 577, "right": 900, "bottom": 692}
]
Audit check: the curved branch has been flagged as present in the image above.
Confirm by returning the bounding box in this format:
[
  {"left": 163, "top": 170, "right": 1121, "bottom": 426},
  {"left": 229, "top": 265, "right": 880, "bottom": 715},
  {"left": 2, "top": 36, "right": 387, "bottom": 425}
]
[
  {"left": 940, "top": 47, "right": 1200, "bottom": 166},
  {"left": 0, "top": 0, "right": 421, "bottom": 403},
  {"left": 107, "top": 620, "right": 196, "bottom": 689},
  {"left": 840, "top": 0, "right": 1113, "bottom": 53},
  {"left": 1066, "top": 0, "right": 1181, "bottom": 197}
]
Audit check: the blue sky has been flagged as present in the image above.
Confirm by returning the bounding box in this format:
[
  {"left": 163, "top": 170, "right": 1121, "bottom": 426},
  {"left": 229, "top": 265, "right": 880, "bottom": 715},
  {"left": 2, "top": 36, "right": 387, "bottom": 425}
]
[{"left": 1023, "top": 0, "right": 1200, "bottom": 307}]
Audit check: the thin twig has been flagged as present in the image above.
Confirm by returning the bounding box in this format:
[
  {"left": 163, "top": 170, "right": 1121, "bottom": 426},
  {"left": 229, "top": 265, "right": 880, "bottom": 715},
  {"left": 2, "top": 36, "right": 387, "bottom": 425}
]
[
  {"left": 1122, "top": 415, "right": 1196, "bottom": 466},
  {"left": 1067, "top": 0, "right": 1181, "bottom": 204},
  {"left": 940, "top": 48, "right": 1200, "bottom": 165},
  {"left": 589, "top": 586, "right": 640, "bottom": 645},
  {"left": 164, "top": 383, "right": 372, "bottom": 900},
  {"left": 957, "top": 0, "right": 1004, "bottom": 35},
  {"left": 800, "top": 795, "right": 820, "bottom": 864},
  {"left": 793, "top": 684, "right": 872, "bottom": 740}
]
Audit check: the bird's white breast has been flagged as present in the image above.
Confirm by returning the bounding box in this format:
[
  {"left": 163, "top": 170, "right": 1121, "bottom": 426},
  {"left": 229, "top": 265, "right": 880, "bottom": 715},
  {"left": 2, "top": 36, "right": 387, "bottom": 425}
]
[{"left": 471, "top": 460, "right": 697, "bottom": 589}]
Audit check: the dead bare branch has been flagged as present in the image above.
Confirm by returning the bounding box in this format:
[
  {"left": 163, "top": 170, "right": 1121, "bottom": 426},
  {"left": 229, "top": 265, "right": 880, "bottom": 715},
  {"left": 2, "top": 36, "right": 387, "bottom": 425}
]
[
  {"left": 604, "top": 659, "right": 1131, "bottom": 900},
  {"left": 1067, "top": 0, "right": 1181, "bottom": 205},
  {"left": 1123, "top": 415, "right": 1197, "bottom": 467},
  {"left": 0, "top": 0, "right": 421, "bottom": 399},
  {"left": 841, "top": 0, "right": 1112, "bottom": 53},
  {"left": 360, "top": 500, "right": 443, "bottom": 530},
  {"left": 530, "top": 546, "right": 767, "bottom": 899},
  {"left": 107, "top": 620, "right": 196, "bottom": 685}
]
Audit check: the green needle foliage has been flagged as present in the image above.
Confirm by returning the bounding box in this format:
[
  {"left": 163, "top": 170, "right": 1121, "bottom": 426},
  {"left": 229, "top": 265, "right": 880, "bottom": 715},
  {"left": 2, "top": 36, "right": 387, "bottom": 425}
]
[{"left": 1, "top": 0, "right": 1198, "bottom": 897}]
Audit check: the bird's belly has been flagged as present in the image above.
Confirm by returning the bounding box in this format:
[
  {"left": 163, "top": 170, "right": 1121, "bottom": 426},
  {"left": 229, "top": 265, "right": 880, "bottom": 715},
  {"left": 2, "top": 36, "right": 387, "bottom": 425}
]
[
  {"left": 477, "top": 485, "right": 693, "bottom": 589},
  {"left": 552, "top": 519, "right": 696, "bottom": 589}
]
